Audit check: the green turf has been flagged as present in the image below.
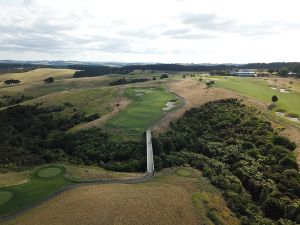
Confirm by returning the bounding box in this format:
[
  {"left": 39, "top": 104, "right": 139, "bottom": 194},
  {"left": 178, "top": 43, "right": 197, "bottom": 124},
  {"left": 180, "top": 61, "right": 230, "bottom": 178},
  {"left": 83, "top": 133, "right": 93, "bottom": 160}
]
[
  {"left": 38, "top": 167, "right": 62, "bottom": 178},
  {"left": 214, "top": 76, "right": 300, "bottom": 117},
  {"left": 0, "top": 191, "right": 13, "bottom": 206},
  {"left": 23, "top": 88, "right": 117, "bottom": 119},
  {"left": 106, "top": 87, "right": 178, "bottom": 132},
  {"left": 176, "top": 168, "right": 193, "bottom": 177},
  {"left": 0, "top": 166, "right": 73, "bottom": 217}
]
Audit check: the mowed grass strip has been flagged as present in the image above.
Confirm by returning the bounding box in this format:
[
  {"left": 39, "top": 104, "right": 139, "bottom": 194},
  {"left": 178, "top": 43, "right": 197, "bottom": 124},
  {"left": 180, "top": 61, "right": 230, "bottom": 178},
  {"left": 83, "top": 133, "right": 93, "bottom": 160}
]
[
  {"left": 0, "top": 166, "right": 72, "bottom": 217},
  {"left": 106, "top": 87, "right": 177, "bottom": 132},
  {"left": 0, "top": 192, "right": 13, "bottom": 206},
  {"left": 214, "top": 76, "right": 300, "bottom": 117}
]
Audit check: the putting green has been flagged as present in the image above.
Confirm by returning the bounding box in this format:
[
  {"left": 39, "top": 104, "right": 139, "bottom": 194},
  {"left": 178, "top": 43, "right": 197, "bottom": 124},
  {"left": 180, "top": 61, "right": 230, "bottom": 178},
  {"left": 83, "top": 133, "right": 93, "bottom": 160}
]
[
  {"left": 0, "top": 191, "right": 13, "bottom": 206},
  {"left": 38, "top": 167, "right": 62, "bottom": 178},
  {"left": 176, "top": 168, "right": 193, "bottom": 177}
]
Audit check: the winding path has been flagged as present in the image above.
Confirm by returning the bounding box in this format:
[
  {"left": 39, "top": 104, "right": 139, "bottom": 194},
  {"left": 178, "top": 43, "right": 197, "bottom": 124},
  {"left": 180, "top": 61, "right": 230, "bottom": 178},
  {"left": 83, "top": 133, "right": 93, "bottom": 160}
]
[{"left": 0, "top": 131, "right": 155, "bottom": 224}]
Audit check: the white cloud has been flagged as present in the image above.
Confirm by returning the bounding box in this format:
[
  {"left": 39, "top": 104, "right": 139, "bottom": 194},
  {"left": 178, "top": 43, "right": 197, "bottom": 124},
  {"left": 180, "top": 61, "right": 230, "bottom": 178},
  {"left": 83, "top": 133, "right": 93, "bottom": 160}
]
[{"left": 0, "top": 0, "right": 300, "bottom": 63}]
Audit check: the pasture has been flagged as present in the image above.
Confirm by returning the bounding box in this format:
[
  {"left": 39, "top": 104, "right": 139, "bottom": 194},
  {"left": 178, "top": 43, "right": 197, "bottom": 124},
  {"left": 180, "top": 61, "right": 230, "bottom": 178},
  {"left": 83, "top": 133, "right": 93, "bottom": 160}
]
[
  {"left": 106, "top": 87, "right": 179, "bottom": 133},
  {"left": 5, "top": 167, "right": 239, "bottom": 225},
  {"left": 0, "top": 68, "right": 76, "bottom": 84}
]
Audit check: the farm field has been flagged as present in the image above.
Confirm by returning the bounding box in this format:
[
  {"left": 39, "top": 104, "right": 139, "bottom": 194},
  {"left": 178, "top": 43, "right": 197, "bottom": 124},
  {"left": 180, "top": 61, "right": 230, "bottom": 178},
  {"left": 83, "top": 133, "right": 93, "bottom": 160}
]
[
  {"left": 4, "top": 167, "right": 239, "bottom": 225},
  {"left": 106, "top": 86, "right": 180, "bottom": 133},
  {"left": 0, "top": 68, "right": 76, "bottom": 84}
]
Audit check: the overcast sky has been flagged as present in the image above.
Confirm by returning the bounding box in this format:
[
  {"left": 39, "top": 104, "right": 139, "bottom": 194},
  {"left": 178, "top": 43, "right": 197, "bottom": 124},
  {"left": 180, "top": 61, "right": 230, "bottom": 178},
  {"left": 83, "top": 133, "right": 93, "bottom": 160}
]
[{"left": 0, "top": 0, "right": 300, "bottom": 63}]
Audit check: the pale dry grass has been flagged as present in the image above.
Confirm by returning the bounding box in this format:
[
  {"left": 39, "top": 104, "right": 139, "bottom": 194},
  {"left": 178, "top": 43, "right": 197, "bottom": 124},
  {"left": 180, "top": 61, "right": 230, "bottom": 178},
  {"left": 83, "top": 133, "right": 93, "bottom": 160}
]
[
  {"left": 267, "top": 77, "right": 300, "bottom": 92},
  {"left": 64, "top": 164, "right": 142, "bottom": 181},
  {"left": 7, "top": 184, "right": 199, "bottom": 225},
  {"left": 0, "top": 68, "right": 76, "bottom": 84},
  {"left": 5, "top": 167, "right": 240, "bottom": 225},
  {"left": 0, "top": 171, "right": 29, "bottom": 187}
]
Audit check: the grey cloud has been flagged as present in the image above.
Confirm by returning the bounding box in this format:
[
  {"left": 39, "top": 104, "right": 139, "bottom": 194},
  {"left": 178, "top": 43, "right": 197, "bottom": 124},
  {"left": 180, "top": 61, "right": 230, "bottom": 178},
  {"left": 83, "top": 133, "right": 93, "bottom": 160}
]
[{"left": 181, "top": 13, "right": 282, "bottom": 37}]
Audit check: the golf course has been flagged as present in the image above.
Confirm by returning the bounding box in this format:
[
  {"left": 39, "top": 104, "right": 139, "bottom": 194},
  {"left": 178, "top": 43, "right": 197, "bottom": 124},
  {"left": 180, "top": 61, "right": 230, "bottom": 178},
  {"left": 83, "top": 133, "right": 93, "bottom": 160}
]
[{"left": 1, "top": 67, "right": 300, "bottom": 225}]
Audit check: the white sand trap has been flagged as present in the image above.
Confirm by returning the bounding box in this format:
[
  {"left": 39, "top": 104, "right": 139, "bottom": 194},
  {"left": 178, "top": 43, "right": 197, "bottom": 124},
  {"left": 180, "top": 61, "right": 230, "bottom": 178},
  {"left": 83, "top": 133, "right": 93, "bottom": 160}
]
[
  {"left": 288, "top": 117, "right": 300, "bottom": 123},
  {"left": 276, "top": 112, "right": 300, "bottom": 123},
  {"left": 162, "top": 101, "right": 176, "bottom": 111},
  {"left": 276, "top": 112, "right": 285, "bottom": 117},
  {"left": 271, "top": 87, "right": 277, "bottom": 90},
  {"left": 280, "top": 89, "right": 290, "bottom": 93}
]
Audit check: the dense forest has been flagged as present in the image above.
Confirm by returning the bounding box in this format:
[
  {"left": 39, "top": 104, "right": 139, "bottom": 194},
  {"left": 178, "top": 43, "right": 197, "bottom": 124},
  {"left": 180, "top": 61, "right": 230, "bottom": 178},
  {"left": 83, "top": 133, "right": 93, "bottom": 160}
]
[
  {"left": 0, "top": 105, "right": 145, "bottom": 171},
  {"left": 155, "top": 99, "right": 299, "bottom": 224},
  {"left": 0, "top": 63, "right": 35, "bottom": 74},
  {"left": 72, "top": 65, "right": 133, "bottom": 78},
  {"left": 109, "top": 77, "right": 150, "bottom": 86}
]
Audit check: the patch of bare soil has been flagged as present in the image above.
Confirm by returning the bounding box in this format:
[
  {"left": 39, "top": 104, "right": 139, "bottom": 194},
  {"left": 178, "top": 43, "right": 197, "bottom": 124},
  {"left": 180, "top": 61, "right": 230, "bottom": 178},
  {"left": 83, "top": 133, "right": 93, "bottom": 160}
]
[{"left": 8, "top": 184, "right": 199, "bottom": 225}]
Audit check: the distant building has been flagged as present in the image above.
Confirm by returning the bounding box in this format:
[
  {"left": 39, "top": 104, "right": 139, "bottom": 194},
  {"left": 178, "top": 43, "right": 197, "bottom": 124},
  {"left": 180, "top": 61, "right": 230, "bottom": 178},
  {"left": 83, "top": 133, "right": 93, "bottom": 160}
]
[
  {"left": 288, "top": 72, "right": 296, "bottom": 76},
  {"left": 230, "top": 69, "right": 256, "bottom": 77}
]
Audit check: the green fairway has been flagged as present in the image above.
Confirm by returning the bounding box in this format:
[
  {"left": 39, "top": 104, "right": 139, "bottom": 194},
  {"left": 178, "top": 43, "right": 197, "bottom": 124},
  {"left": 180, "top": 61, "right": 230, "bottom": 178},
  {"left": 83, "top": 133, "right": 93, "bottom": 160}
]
[
  {"left": 0, "top": 192, "right": 12, "bottom": 206},
  {"left": 214, "top": 76, "right": 300, "bottom": 118},
  {"left": 0, "top": 166, "right": 72, "bottom": 217},
  {"left": 106, "top": 87, "right": 178, "bottom": 132}
]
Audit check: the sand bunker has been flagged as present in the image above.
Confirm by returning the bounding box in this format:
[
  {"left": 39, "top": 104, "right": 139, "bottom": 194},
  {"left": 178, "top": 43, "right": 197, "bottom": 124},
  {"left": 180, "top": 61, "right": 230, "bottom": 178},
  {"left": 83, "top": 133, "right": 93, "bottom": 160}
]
[
  {"left": 276, "top": 112, "right": 285, "bottom": 117},
  {"left": 288, "top": 117, "right": 300, "bottom": 123},
  {"left": 276, "top": 112, "right": 300, "bottom": 123},
  {"left": 271, "top": 87, "right": 277, "bottom": 90},
  {"left": 163, "top": 102, "right": 176, "bottom": 111},
  {"left": 280, "top": 89, "right": 290, "bottom": 93}
]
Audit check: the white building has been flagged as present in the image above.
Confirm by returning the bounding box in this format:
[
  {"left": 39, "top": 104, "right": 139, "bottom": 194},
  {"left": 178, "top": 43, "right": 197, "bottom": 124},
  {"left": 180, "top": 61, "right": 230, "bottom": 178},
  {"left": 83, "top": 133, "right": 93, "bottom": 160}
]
[{"left": 230, "top": 69, "right": 256, "bottom": 77}]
